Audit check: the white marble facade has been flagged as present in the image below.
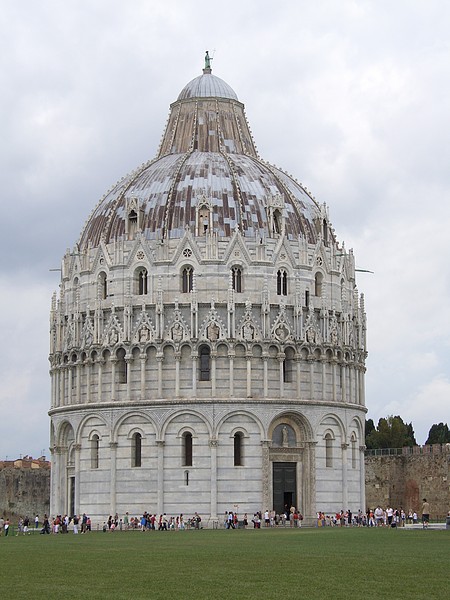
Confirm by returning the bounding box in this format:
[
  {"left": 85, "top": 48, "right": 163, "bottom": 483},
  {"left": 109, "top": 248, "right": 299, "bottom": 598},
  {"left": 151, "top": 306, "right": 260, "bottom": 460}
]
[{"left": 49, "top": 61, "right": 367, "bottom": 525}]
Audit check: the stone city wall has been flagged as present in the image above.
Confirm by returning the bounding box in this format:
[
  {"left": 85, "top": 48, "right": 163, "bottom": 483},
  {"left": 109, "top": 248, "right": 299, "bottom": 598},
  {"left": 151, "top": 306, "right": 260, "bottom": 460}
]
[
  {"left": 365, "top": 445, "right": 450, "bottom": 519},
  {"left": 0, "top": 458, "right": 50, "bottom": 519}
]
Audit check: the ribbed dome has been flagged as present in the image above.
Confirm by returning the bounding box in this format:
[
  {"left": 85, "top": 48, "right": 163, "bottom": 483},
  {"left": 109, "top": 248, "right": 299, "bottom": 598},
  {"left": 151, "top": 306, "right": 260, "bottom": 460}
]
[
  {"left": 178, "top": 71, "right": 238, "bottom": 101},
  {"left": 78, "top": 152, "right": 320, "bottom": 248},
  {"left": 78, "top": 65, "right": 322, "bottom": 249}
]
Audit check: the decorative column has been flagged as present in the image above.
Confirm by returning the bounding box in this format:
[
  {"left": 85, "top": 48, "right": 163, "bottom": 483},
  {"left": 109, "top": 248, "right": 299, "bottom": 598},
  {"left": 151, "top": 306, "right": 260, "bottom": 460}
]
[
  {"left": 76, "top": 362, "right": 81, "bottom": 404},
  {"left": 309, "top": 359, "right": 314, "bottom": 401},
  {"left": 211, "top": 350, "right": 217, "bottom": 397},
  {"left": 261, "top": 440, "right": 271, "bottom": 512},
  {"left": 278, "top": 354, "right": 284, "bottom": 398},
  {"left": 50, "top": 368, "right": 56, "bottom": 408},
  {"left": 321, "top": 360, "right": 326, "bottom": 397},
  {"left": 97, "top": 359, "right": 104, "bottom": 402},
  {"left": 140, "top": 354, "right": 147, "bottom": 399},
  {"left": 359, "top": 366, "right": 365, "bottom": 406},
  {"left": 68, "top": 367, "right": 73, "bottom": 405},
  {"left": 110, "top": 358, "right": 117, "bottom": 401},
  {"left": 341, "top": 443, "right": 348, "bottom": 509},
  {"left": 191, "top": 352, "right": 198, "bottom": 396},
  {"left": 109, "top": 442, "right": 118, "bottom": 516},
  {"left": 156, "top": 353, "right": 163, "bottom": 397},
  {"left": 228, "top": 350, "right": 235, "bottom": 397},
  {"left": 156, "top": 440, "right": 165, "bottom": 514},
  {"left": 59, "top": 367, "right": 65, "bottom": 406},
  {"left": 175, "top": 352, "right": 181, "bottom": 397},
  {"left": 262, "top": 354, "right": 268, "bottom": 398},
  {"left": 86, "top": 359, "right": 91, "bottom": 403},
  {"left": 126, "top": 357, "right": 132, "bottom": 401},
  {"left": 50, "top": 446, "right": 60, "bottom": 517},
  {"left": 355, "top": 368, "right": 360, "bottom": 405},
  {"left": 304, "top": 441, "right": 316, "bottom": 520},
  {"left": 74, "top": 443, "right": 81, "bottom": 516},
  {"left": 348, "top": 363, "right": 353, "bottom": 405},
  {"left": 359, "top": 445, "right": 366, "bottom": 510},
  {"left": 295, "top": 355, "right": 301, "bottom": 399},
  {"left": 246, "top": 352, "right": 252, "bottom": 398},
  {"left": 341, "top": 363, "right": 346, "bottom": 403},
  {"left": 209, "top": 438, "right": 218, "bottom": 520},
  {"left": 331, "top": 359, "right": 337, "bottom": 402}
]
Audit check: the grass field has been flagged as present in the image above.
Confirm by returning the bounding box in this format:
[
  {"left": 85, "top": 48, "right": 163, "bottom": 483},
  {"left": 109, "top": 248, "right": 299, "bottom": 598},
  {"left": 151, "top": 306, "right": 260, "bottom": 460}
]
[{"left": 1, "top": 527, "right": 448, "bottom": 599}]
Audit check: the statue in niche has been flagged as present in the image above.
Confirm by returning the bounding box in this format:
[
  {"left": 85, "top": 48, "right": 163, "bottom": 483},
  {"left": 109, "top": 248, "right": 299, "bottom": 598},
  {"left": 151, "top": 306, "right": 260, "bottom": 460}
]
[
  {"left": 109, "top": 329, "right": 118, "bottom": 345},
  {"left": 306, "top": 327, "right": 316, "bottom": 343},
  {"left": 276, "top": 325, "right": 287, "bottom": 341},
  {"left": 243, "top": 322, "right": 254, "bottom": 341},
  {"left": 85, "top": 330, "right": 93, "bottom": 347},
  {"left": 330, "top": 327, "right": 338, "bottom": 345},
  {"left": 207, "top": 321, "right": 220, "bottom": 341},
  {"left": 282, "top": 425, "right": 289, "bottom": 448},
  {"left": 171, "top": 322, "right": 183, "bottom": 343},
  {"left": 139, "top": 326, "right": 149, "bottom": 343}
]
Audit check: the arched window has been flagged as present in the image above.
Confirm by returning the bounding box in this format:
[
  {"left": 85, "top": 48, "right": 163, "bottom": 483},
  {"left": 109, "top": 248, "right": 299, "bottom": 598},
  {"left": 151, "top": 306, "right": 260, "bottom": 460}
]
[
  {"left": 283, "top": 348, "right": 295, "bottom": 383},
  {"left": 198, "top": 207, "right": 210, "bottom": 235},
  {"left": 234, "top": 432, "right": 243, "bottom": 466},
  {"left": 132, "top": 432, "right": 142, "bottom": 468},
  {"left": 277, "top": 269, "right": 288, "bottom": 296},
  {"left": 273, "top": 209, "right": 282, "bottom": 235},
  {"left": 351, "top": 434, "right": 357, "bottom": 469},
  {"left": 325, "top": 433, "right": 333, "bottom": 468},
  {"left": 116, "top": 348, "right": 127, "bottom": 384},
  {"left": 91, "top": 434, "right": 99, "bottom": 469},
  {"left": 99, "top": 272, "right": 107, "bottom": 300},
  {"left": 181, "top": 267, "right": 193, "bottom": 293},
  {"left": 315, "top": 272, "right": 323, "bottom": 297},
  {"left": 128, "top": 209, "right": 138, "bottom": 240},
  {"left": 183, "top": 432, "right": 193, "bottom": 466},
  {"left": 199, "top": 345, "right": 211, "bottom": 381},
  {"left": 305, "top": 290, "right": 310, "bottom": 307},
  {"left": 323, "top": 219, "right": 328, "bottom": 246},
  {"left": 184, "top": 470, "right": 189, "bottom": 486},
  {"left": 137, "top": 268, "right": 148, "bottom": 295},
  {"left": 232, "top": 267, "right": 242, "bottom": 293}
]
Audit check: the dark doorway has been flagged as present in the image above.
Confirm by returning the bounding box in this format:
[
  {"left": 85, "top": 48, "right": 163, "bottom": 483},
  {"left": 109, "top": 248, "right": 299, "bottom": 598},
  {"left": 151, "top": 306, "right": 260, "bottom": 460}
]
[
  {"left": 69, "top": 476, "right": 75, "bottom": 517},
  {"left": 273, "top": 462, "right": 297, "bottom": 515}
]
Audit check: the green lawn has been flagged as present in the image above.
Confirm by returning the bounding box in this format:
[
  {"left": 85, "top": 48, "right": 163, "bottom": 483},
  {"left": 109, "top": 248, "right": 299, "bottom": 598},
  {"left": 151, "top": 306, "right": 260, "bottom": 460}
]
[{"left": 1, "top": 527, "right": 448, "bottom": 599}]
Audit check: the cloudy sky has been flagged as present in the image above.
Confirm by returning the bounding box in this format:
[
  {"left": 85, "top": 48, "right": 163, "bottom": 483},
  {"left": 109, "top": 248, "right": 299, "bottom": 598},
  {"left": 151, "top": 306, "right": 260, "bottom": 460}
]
[{"left": 1, "top": 0, "right": 449, "bottom": 459}]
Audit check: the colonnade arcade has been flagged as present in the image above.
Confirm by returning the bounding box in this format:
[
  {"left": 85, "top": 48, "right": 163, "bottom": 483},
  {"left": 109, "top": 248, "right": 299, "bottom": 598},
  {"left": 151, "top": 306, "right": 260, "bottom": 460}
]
[{"left": 50, "top": 341, "right": 365, "bottom": 408}]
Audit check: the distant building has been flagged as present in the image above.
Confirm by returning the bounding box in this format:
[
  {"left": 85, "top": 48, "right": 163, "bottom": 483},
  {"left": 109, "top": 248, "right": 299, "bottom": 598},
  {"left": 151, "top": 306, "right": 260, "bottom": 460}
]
[{"left": 49, "top": 58, "right": 367, "bottom": 524}]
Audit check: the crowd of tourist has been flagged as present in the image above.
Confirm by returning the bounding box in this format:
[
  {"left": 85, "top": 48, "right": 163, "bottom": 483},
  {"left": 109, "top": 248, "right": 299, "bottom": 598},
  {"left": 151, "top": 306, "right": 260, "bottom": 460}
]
[
  {"left": 316, "top": 501, "right": 431, "bottom": 528},
  {"left": 1, "top": 499, "right": 436, "bottom": 535}
]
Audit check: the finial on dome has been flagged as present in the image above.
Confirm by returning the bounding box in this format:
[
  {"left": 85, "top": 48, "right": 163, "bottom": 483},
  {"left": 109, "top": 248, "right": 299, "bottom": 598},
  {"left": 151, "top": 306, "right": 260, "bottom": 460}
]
[{"left": 203, "top": 50, "right": 212, "bottom": 74}]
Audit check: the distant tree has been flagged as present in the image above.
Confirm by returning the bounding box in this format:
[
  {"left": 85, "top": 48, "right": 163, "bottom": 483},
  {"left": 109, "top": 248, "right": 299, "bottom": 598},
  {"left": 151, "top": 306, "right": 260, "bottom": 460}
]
[
  {"left": 365, "top": 415, "right": 417, "bottom": 449},
  {"left": 425, "top": 422, "right": 450, "bottom": 445}
]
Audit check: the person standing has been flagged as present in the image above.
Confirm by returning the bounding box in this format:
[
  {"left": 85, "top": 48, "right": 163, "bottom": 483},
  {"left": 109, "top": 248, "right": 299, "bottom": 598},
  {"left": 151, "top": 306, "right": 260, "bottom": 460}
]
[
  {"left": 422, "top": 498, "right": 430, "bottom": 528},
  {"left": 35, "top": 515, "right": 39, "bottom": 529},
  {"left": 4, "top": 518, "right": 10, "bottom": 537}
]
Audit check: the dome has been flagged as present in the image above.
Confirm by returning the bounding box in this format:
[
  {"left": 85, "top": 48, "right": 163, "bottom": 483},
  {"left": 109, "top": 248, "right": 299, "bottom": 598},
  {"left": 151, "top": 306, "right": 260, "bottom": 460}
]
[
  {"left": 79, "top": 65, "right": 322, "bottom": 250},
  {"left": 178, "top": 71, "right": 238, "bottom": 101}
]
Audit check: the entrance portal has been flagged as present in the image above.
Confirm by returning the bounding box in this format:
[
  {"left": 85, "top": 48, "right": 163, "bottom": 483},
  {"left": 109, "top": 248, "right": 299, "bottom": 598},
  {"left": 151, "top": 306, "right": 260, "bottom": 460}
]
[{"left": 273, "top": 462, "right": 297, "bottom": 515}]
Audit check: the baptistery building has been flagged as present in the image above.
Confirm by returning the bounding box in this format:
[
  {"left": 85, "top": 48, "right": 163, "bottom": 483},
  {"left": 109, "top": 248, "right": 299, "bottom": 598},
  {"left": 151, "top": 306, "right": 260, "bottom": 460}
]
[{"left": 49, "top": 58, "right": 367, "bottom": 525}]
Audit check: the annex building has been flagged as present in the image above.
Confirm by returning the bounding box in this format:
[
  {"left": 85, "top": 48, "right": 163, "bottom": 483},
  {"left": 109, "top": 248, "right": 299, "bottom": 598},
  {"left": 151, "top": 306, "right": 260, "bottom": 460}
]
[{"left": 49, "top": 57, "right": 367, "bottom": 525}]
